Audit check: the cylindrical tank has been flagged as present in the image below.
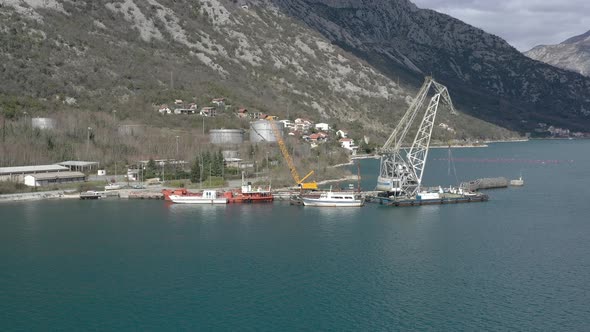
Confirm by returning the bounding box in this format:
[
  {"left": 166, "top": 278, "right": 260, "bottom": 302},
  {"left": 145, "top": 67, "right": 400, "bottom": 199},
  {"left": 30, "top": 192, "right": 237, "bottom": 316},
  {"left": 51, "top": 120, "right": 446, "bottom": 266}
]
[
  {"left": 31, "top": 117, "right": 56, "bottom": 130},
  {"left": 249, "top": 120, "right": 283, "bottom": 143},
  {"left": 222, "top": 150, "right": 239, "bottom": 159},
  {"left": 118, "top": 124, "right": 146, "bottom": 136},
  {"left": 210, "top": 129, "right": 244, "bottom": 145}
]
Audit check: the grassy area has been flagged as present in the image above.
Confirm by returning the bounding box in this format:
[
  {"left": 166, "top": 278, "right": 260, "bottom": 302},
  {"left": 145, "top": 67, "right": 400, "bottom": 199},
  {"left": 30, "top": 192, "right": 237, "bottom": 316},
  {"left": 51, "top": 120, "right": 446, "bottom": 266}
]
[{"left": 0, "top": 180, "right": 107, "bottom": 194}]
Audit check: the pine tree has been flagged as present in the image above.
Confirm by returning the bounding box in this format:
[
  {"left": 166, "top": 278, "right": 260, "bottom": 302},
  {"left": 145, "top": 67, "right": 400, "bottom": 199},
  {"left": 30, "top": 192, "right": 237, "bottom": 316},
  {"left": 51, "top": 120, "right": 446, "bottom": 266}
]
[
  {"left": 202, "top": 151, "right": 211, "bottom": 180},
  {"left": 190, "top": 157, "right": 201, "bottom": 183},
  {"left": 145, "top": 158, "right": 157, "bottom": 178}
]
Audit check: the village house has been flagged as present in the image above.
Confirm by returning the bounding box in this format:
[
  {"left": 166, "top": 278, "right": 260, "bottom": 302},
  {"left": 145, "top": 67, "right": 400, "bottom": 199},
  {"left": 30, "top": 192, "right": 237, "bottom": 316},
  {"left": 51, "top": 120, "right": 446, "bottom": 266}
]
[
  {"left": 158, "top": 105, "right": 172, "bottom": 114},
  {"left": 294, "top": 118, "right": 313, "bottom": 132},
  {"left": 211, "top": 98, "right": 225, "bottom": 107},
  {"left": 248, "top": 112, "right": 263, "bottom": 120},
  {"left": 174, "top": 99, "right": 183, "bottom": 105},
  {"left": 200, "top": 107, "right": 217, "bottom": 117},
  {"left": 339, "top": 137, "right": 358, "bottom": 154},
  {"left": 438, "top": 122, "right": 455, "bottom": 132},
  {"left": 237, "top": 108, "right": 248, "bottom": 118},
  {"left": 279, "top": 119, "right": 295, "bottom": 130},
  {"left": 315, "top": 123, "right": 330, "bottom": 131}
]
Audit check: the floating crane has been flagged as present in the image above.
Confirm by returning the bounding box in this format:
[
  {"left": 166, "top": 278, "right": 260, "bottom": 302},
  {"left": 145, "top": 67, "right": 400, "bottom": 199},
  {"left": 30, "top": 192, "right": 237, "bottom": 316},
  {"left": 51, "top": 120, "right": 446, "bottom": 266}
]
[
  {"left": 376, "top": 76, "right": 457, "bottom": 197},
  {"left": 268, "top": 120, "right": 318, "bottom": 190}
]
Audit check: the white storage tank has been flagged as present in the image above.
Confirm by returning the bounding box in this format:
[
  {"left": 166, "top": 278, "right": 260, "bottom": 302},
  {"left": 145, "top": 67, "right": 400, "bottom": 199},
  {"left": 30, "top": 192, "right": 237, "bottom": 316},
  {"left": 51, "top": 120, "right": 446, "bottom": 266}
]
[
  {"left": 222, "top": 150, "right": 239, "bottom": 159},
  {"left": 210, "top": 129, "right": 244, "bottom": 145},
  {"left": 249, "top": 120, "right": 283, "bottom": 143},
  {"left": 31, "top": 117, "right": 56, "bottom": 130}
]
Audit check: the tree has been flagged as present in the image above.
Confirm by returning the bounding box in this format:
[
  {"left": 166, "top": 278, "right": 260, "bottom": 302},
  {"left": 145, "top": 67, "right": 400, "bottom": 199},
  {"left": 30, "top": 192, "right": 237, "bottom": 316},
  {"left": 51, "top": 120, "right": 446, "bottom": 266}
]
[
  {"left": 145, "top": 158, "right": 157, "bottom": 178},
  {"left": 212, "top": 150, "right": 223, "bottom": 177},
  {"left": 190, "top": 157, "right": 201, "bottom": 183}
]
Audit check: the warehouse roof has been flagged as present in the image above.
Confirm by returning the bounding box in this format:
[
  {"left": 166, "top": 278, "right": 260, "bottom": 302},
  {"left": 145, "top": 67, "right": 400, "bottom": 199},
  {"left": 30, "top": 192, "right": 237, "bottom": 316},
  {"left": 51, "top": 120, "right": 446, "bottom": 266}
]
[
  {"left": 0, "top": 165, "right": 69, "bottom": 175},
  {"left": 58, "top": 161, "right": 99, "bottom": 167},
  {"left": 27, "top": 171, "right": 86, "bottom": 180}
]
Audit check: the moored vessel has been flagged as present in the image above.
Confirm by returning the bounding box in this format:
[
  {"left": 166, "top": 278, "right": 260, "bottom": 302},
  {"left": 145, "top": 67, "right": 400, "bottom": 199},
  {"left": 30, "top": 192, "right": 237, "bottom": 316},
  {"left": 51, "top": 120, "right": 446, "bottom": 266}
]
[
  {"left": 224, "top": 173, "right": 273, "bottom": 203},
  {"left": 169, "top": 190, "right": 228, "bottom": 204},
  {"left": 301, "top": 190, "right": 364, "bottom": 207}
]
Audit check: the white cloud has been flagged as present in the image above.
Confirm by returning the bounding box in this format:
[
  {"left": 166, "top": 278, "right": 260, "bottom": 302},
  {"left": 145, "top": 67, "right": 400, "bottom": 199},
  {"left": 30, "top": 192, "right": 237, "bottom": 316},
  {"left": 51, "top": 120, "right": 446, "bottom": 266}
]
[{"left": 413, "top": 0, "right": 590, "bottom": 51}]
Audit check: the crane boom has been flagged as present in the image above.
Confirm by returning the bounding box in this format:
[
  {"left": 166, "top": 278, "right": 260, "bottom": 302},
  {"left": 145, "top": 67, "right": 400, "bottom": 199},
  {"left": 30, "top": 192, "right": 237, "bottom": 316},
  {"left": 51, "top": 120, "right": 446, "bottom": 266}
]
[
  {"left": 376, "top": 77, "right": 456, "bottom": 197},
  {"left": 268, "top": 120, "right": 318, "bottom": 190}
]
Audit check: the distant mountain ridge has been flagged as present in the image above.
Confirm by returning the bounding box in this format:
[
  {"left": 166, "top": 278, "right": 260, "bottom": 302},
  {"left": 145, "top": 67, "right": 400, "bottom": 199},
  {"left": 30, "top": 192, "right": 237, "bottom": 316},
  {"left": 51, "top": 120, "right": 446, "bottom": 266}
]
[
  {"left": 270, "top": 0, "right": 590, "bottom": 131},
  {"left": 525, "top": 30, "right": 590, "bottom": 77}
]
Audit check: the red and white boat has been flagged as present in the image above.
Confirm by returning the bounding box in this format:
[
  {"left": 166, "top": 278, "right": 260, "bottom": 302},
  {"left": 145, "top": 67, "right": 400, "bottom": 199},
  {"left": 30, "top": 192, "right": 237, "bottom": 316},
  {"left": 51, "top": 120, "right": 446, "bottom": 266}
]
[{"left": 168, "top": 189, "right": 228, "bottom": 204}]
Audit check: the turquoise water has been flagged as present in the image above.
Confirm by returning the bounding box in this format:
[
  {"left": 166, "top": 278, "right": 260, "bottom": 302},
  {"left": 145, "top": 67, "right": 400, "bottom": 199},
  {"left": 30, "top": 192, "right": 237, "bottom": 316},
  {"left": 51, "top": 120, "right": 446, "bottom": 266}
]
[{"left": 1, "top": 140, "right": 589, "bottom": 330}]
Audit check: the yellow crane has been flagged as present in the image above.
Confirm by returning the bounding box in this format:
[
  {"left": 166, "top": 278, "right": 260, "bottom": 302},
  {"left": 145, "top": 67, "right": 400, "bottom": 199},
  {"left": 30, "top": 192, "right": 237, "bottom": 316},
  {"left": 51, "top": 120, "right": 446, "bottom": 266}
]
[{"left": 268, "top": 119, "right": 318, "bottom": 190}]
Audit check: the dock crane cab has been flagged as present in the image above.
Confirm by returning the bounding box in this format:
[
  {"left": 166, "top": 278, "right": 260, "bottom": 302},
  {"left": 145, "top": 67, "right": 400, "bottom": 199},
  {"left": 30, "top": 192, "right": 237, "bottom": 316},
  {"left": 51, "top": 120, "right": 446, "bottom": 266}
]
[{"left": 267, "top": 119, "right": 318, "bottom": 190}]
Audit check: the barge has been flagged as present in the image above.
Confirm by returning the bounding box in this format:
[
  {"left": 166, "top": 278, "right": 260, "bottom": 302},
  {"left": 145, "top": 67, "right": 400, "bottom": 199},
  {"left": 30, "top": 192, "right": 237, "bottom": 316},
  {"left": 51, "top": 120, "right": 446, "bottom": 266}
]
[{"left": 371, "top": 191, "right": 488, "bottom": 207}]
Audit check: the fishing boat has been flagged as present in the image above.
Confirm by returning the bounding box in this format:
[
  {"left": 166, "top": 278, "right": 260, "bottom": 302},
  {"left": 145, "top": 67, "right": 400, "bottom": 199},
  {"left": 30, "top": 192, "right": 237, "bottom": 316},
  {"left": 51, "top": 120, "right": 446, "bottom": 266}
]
[
  {"left": 224, "top": 173, "right": 273, "bottom": 203},
  {"left": 169, "top": 189, "right": 228, "bottom": 204},
  {"left": 301, "top": 190, "right": 363, "bottom": 207}
]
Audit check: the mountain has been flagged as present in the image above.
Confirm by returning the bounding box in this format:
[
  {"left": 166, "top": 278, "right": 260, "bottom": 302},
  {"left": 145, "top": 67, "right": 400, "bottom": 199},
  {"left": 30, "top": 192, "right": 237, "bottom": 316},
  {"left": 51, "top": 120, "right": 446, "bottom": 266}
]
[
  {"left": 269, "top": 0, "right": 590, "bottom": 132},
  {"left": 525, "top": 30, "right": 590, "bottom": 77},
  {"left": 1, "top": 0, "right": 589, "bottom": 157},
  {"left": 0, "top": 0, "right": 508, "bottom": 138}
]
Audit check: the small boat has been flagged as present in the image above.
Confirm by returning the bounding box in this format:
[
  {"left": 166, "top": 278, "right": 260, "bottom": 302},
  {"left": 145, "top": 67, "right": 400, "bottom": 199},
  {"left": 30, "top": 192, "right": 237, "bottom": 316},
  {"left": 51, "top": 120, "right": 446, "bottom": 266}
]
[
  {"left": 169, "top": 189, "right": 228, "bottom": 204},
  {"left": 104, "top": 183, "right": 121, "bottom": 190},
  {"left": 510, "top": 176, "right": 524, "bottom": 186},
  {"left": 80, "top": 191, "right": 105, "bottom": 200},
  {"left": 302, "top": 190, "right": 364, "bottom": 207}
]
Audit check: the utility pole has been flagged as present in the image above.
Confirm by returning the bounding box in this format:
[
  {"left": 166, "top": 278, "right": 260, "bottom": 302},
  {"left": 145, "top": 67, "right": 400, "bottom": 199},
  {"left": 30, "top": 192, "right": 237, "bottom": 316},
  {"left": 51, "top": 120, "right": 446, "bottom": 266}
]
[
  {"left": 175, "top": 136, "right": 180, "bottom": 180},
  {"left": 199, "top": 154, "right": 203, "bottom": 190},
  {"left": 112, "top": 109, "right": 117, "bottom": 123},
  {"left": 202, "top": 116, "right": 205, "bottom": 136},
  {"left": 86, "top": 127, "right": 92, "bottom": 158}
]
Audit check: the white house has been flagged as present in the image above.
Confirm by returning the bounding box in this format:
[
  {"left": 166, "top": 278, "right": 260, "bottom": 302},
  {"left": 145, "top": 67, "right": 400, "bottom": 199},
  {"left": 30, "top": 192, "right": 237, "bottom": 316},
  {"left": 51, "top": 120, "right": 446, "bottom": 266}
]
[
  {"left": 158, "top": 105, "right": 172, "bottom": 114},
  {"left": 315, "top": 123, "right": 330, "bottom": 131},
  {"left": 279, "top": 119, "right": 295, "bottom": 129},
  {"left": 339, "top": 138, "right": 358, "bottom": 154},
  {"left": 294, "top": 118, "right": 313, "bottom": 132},
  {"left": 211, "top": 98, "right": 225, "bottom": 107}
]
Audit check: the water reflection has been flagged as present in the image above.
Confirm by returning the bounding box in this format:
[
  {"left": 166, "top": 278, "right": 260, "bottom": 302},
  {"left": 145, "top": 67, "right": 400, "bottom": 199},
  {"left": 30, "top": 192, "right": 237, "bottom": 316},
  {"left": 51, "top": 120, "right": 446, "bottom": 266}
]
[{"left": 167, "top": 202, "right": 227, "bottom": 221}]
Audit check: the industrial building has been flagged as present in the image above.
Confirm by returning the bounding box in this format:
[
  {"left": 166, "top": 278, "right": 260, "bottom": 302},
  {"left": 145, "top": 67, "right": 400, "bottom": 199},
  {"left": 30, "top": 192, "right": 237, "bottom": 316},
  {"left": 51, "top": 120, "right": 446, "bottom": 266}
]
[
  {"left": 0, "top": 165, "right": 70, "bottom": 182},
  {"left": 24, "top": 172, "right": 86, "bottom": 187},
  {"left": 58, "top": 161, "right": 99, "bottom": 172}
]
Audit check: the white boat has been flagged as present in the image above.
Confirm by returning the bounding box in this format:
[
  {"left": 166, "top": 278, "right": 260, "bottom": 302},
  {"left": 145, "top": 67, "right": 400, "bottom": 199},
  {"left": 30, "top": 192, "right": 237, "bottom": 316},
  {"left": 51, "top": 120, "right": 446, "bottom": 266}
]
[
  {"left": 169, "top": 189, "right": 228, "bottom": 204},
  {"left": 302, "top": 191, "right": 364, "bottom": 207},
  {"left": 510, "top": 176, "right": 524, "bottom": 186},
  {"left": 104, "top": 183, "right": 121, "bottom": 190}
]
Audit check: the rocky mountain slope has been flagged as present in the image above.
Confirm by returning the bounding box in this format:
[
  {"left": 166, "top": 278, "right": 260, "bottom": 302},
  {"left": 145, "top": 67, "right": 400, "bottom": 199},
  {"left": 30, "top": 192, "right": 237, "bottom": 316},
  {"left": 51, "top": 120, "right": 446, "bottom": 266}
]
[
  {"left": 2, "top": 0, "right": 586, "bottom": 148},
  {"left": 270, "top": 0, "right": 590, "bottom": 132},
  {"left": 525, "top": 30, "right": 590, "bottom": 77}
]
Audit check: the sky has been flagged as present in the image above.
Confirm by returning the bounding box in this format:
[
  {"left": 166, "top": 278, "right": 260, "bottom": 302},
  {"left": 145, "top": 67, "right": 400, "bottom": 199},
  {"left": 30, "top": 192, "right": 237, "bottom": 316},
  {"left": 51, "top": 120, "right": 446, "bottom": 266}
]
[{"left": 412, "top": 0, "right": 590, "bottom": 51}]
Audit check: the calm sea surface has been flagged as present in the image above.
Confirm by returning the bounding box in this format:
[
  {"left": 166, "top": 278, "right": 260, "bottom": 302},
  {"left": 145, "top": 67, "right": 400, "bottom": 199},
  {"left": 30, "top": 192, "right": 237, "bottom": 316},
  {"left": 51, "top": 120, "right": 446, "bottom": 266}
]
[{"left": 1, "top": 140, "right": 589, "bottom": 331}]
